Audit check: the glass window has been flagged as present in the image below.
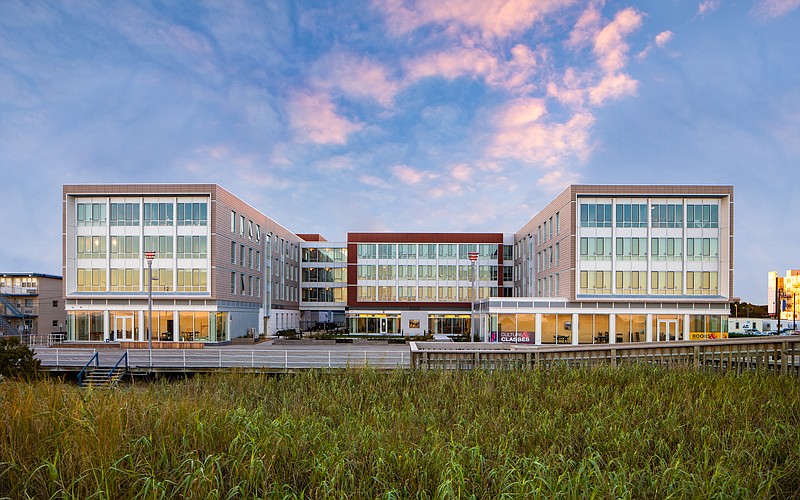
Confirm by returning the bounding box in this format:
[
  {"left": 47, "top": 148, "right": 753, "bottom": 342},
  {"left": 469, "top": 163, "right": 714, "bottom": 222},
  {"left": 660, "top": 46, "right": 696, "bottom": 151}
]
[
  {"left": 651, "top": 204, "right": 683, "bottom": 228},
  {"left": 417, "top": 244, "right": 435, "bottom": 259},
  {"left": 580, "top": 237, "right": 612, "bottom": 260},
  {"left": 358, "top": 244, "right": 376, "bottom": 259},
  {"left": 77, "top": 236, "right": 106, "bottom": 259},
  {"left": 110, "top": 203, "right": 140, "bottom": 226},
  {"left": 615, "top": 203, "right": 648, "bottom": 228},
  {"left": 438, "top": 244, "right": 457, "bottom": 259},
  {"left": 579, "top": 270, "right": 611, "bottom": 294},
  {"left": 76, "top": 268, "right": 107, "bottom": 291},
  {"left": 458, "top": 244, "right": 477, "bottom": 259},
  {"left": 479, "top": 244, "right": 498, "bottom": 259},
  {"left": 110, "top": 235, "right": 140, "bottom": 259},
  {"left": 143, "top": 202, "right": 173, "bottom": 226},
  {"left": 231, "top": 211, "right": 236, "bottom": 233},
  {"left": 580, "top": 203, "right": 612, "bottom": 228},
  {"left": 176, "top": 269, "right": 208, "bottom": 292},
  {"left": 76, "top": 203, "right": 107, "bottom": 226},
  {"left": 687, "top": 204, "right": 719, "bottom": 228},
  {"left": 143, "top": 236, "right": 173, "bottom": 258},
  {"left": 378, "top": 244, "right": 396, "bottom": 259},
  {"left": 398, "top": 244, "right": 417, "bottom": 259},
  {"left": 177, "top": 203, "right": 208, "bottom": 226},
  {"left": 177, "top": 236, "right": 207, "bottom": 259}
]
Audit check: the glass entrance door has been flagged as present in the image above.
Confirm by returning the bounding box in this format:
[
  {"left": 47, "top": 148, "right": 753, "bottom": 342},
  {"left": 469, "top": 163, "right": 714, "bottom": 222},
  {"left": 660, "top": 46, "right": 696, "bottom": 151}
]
[
  {"left": 115, "top": 315, "right": 135, "bottom": 341},
  {"left": 657, "top": 320, "right": 679, "bottom": 341}
]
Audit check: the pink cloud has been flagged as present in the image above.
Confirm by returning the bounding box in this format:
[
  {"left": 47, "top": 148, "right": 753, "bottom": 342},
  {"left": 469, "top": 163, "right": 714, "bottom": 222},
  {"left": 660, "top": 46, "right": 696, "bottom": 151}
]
[
  {"left": 697, "top": 0, "right": 722, "bottom": 17},
  {"left": 588, "top": 73, "right": 638, "bottom": 105},
  {"left": 655, "top": 30, "right": 674, "bottom": 48},
  {"left": 494, "top": 97, "right": 548, "bottom": 127},
  {"left": 567, "top": 1, "right": 604, "bottom": 48},
  {"left": 375, "top": 0, "right": 578, "bottom": 39},
  {"left": 286, "top": 91, "right": 361, "bottom": 145},
  {"left": 593, "top": 7, "right": 643, "bottom": 74},
  {"left": 359, "top": 174, "right": 390, "bottom": 188},
  {"left": 393, "top": 164, "right": 436, "bottom": 185},
  {"left": 451, "top": 163, "right": 472, "bottom": 181},
  {"left": 751, "top": 0, "right": 800, "bottom": 19},
  {"left": 489, "top": 110, "right": 595, "bottom": 166},
  {"left": 310, "top": 52, "right": 400, "bottom": 107},
  {"left": 537, "top": 169, "right": 581, "bottom": 189},
  {"left": 404, "top": 47, "right": 497, "bottom": 82},
  {"left": 404, "top": 44, "right": 543, "bottom": 93}
]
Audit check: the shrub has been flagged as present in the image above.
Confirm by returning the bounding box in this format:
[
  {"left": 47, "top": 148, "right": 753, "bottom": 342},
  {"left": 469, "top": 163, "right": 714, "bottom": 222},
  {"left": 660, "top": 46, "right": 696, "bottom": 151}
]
[{"left": 0, "top": 336, "right": 40, "bottom": 380}]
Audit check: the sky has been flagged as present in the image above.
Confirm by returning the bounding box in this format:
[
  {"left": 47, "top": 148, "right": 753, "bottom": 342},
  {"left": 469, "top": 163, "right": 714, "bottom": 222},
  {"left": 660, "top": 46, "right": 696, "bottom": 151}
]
[{"left": 1, "top": 0, "right": 799, "bottom": 304}]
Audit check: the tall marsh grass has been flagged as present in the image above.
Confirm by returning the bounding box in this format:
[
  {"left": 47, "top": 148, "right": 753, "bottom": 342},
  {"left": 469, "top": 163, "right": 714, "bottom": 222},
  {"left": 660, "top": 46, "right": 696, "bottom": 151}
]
[{"left": 1, "top": 366, "right": 798, "bottom": 498}]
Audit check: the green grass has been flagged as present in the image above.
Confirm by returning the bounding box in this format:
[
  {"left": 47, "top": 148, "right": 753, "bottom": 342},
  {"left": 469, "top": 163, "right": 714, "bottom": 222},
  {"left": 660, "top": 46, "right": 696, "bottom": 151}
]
[{"left": 1, "top": 367, "right": 798, "bottom": 498}]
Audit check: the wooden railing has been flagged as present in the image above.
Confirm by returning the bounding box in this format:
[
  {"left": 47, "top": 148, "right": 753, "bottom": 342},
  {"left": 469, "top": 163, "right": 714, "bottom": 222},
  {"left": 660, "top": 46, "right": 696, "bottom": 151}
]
[{"left": 409, "top": 337, "right": 800, "bottom": 376}]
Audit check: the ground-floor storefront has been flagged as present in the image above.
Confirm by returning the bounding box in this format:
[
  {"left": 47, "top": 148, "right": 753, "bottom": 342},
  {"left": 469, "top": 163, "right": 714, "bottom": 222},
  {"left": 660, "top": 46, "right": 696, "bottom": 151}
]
[
  {"left": 476, "top": 298, "right": 729, "bottom": 344},
  {"left": 64, "top": 299, "right": 270, "bottom": 343},
  {"left": 346, "top": 299, "right": 729, "bottom": 343}
]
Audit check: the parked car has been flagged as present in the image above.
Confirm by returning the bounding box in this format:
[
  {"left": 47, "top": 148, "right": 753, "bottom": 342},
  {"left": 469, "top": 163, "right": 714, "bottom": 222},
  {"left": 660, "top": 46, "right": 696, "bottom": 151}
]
[{"left": 779, "top": 328, "right": 799, "bottom": 336}]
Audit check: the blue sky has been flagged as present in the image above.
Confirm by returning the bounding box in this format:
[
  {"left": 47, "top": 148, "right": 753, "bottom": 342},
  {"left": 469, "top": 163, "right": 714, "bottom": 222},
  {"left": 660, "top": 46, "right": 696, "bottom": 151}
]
[{"left": 1, "top": 0, "right": 798, "bottom": 304}]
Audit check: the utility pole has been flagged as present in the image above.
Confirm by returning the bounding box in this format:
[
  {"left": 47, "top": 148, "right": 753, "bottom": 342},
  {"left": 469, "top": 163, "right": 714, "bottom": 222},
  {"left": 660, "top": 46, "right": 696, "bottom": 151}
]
[{"left": 146, "top": 251, "right": 156, "bottom": 351}]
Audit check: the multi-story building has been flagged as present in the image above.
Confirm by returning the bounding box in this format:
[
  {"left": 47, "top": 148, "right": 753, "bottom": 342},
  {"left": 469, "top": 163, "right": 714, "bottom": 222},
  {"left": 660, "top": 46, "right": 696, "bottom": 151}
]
[
  {"left": 62, "top": 184, "right": 301, "bottom": 342},
  {"left": 346, "top": 233, "right": 514, "bottom": 336},
  {"left": 484, "top": 185, "right": 733, "bottom": 343},
  {"left": 0, "top": 273, "right": 65, "bottom": 335},
  {"left": 298, "top": 234, "right": 348, "bottom": 330},
  {"left": 62, "top": 183, "right": 734, "bottom": 344},
  {"left": 767, "top": 270, "right": 800, "bottom": 328}
]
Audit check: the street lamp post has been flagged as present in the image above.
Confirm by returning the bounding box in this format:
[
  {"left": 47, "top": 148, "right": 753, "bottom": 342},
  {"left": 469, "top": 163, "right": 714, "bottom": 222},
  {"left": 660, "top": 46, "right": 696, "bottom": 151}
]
[
  {"left": 468, "top": 251, "right": 478, "bottom": 342},
  {"left": 145, "top": 251, "right": 156, "bottom": 351}
]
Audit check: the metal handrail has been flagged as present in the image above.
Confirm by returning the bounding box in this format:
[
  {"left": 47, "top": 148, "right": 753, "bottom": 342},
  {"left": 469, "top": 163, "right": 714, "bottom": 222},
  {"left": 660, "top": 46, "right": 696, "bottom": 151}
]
[
  {"left": 76, "top": 351, "right": 99, "bottom": 387},
  {"left": 106, "top": 351, "right": 129, "bottom": 381}
]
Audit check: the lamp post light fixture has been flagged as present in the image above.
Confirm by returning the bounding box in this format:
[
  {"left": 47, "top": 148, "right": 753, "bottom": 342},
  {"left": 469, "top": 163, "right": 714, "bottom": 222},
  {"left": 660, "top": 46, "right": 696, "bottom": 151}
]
[
  {"left": 145, "top": 251, "right": 156, "bottom": 351},
  {"left": 468, "top": 251, "right": 479, "bottom": 342}
]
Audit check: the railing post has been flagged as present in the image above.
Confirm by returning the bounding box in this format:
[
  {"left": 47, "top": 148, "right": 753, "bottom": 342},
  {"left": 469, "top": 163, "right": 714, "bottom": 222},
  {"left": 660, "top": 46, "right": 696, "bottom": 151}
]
[
  {"left": 252, "top": 350, "right": 255, "bottom": 368},
  {"left": 285, "top": 351, "right": 288, "bottom": 370},
  {"left": 183, "top": 349, "right": 186, "bottom": 369},
  {"left": 219, "top": 349, "right": 222, "bottom": 368},
  {"left": 782, "top": 341, "right": 788, "bottom": 376},
  {"left": 694, "top": 345, "right": 700, "bottom": 370},
  {"left": 328, "top": 351, "right": 331, "bottom": 368}
]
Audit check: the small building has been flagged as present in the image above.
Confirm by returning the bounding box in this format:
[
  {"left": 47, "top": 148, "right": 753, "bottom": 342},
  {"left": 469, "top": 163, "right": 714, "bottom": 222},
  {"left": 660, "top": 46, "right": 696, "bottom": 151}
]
[{"left": 0, "top": 273, "right": 65, "bottom": 336}]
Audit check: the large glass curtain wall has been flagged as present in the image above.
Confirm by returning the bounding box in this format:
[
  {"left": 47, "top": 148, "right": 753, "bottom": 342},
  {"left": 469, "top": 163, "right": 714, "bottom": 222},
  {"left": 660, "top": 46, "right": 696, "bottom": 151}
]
[
  {"left": 348, "top": 315, "right": 400, "bottom": 335},
  {"left": 69, "top": 311, "right": 228, "bottom": 342}
]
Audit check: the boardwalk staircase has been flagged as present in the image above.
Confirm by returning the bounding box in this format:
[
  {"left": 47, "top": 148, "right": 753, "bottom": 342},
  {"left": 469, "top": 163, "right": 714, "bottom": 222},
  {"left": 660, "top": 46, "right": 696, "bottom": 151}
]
[
  {"left": 78, "top": 352, "right": 129, "bottom": 389},
  {"left": 0, "top": 292, "right": 23, "bottom": 335}
]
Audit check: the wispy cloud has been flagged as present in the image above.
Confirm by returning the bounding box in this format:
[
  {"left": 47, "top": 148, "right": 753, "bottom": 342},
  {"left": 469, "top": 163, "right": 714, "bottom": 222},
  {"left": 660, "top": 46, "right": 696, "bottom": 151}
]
[
  {"left": 310, "top": 52, "right": 401, "bottom": 107},
  {"left": 655, "top": 30, "right": 674, "bottom": 48},
  {"left": 286, "top": 91, "right": 362, "bottom": 144},
  {"left": 374, "top": 0, "right": 578, "bottom": 39},
  {"left": 392, "top": 164, "right": 437, "bottom": 184},
  {"left": 697, "top": 0, "right": 722, "bottom": 17},
  {"left": 751, "top": 0, "right": 800, "bottom": 19}
]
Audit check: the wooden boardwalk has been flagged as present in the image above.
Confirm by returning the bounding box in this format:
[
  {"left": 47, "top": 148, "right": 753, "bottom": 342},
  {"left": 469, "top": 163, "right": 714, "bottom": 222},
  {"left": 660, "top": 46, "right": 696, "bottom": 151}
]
[{"left": 409, "top": 336, "right": 800, "bottom": 376}]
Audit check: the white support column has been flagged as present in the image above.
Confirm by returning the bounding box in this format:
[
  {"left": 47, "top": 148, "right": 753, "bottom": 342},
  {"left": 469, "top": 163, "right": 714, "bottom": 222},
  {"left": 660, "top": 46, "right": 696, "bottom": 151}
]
[
  {"left": 572, "top": 313, "right": 579, "bottom": 345},
  {"left": 535, "top": 313, "right": 542, "bottom": 345},
  {"left": 646, "top": 313, "right": 653, "bottom": 342},
  {"left": 173, "top": 310, "right": 180, "bottom": 341},
  {"left": 103, "top": 310, "right": 110, "bottom": 341},
  {"left": 683, "top": 314, "right": 691, "bottom": 341},
  {"left": 138, "top": 310, "right": 145, "bottom": 342},
  {"left": 609, "top": 313, "right": 616, "bottom": 344}
]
